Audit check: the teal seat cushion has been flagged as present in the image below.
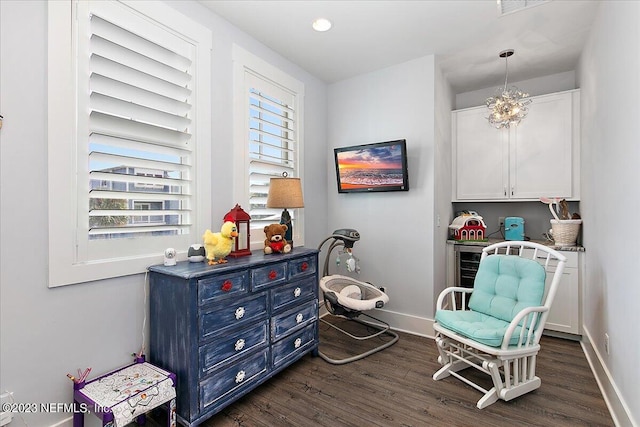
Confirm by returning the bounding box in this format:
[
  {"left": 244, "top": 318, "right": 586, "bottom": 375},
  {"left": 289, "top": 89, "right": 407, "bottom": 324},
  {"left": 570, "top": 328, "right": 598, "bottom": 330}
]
[
  {"left": 436, "top": 255, "right": 546, "bottom": 347},
  {"left": 435, "top": 310, "right": 524, "bottom": 347}
]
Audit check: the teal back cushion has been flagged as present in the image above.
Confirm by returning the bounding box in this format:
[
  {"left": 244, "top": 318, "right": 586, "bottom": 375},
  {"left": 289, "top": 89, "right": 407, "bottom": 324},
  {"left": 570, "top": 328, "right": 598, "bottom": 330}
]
[{"left": 468, "top": 255, "right": 546, "bottom": 323}]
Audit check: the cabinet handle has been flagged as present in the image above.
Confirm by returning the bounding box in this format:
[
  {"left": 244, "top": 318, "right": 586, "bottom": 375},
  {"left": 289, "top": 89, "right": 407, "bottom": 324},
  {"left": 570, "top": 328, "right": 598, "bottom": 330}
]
[
  {"left": 235, "top": 306, "right": 245, "bottom": 320},
  {"left": 234, "top": 339, "right": 245, "bottom": 351},
  {"left": 235, "top": 370, "right": 246, "bottom": 383},
  {"left": 221, "top": 280, "right": 233, "bottom": 292},
  {"left": 268, "top": 270, "right": 277, "bottom": 280},
  {"left": 301, "top": 262, "right": 308, "bottom": 271},
  {"left": 294, "top": 337, "right": 302, "bottom": 349},
  {"left": 295, "top": 313, "right": 304, "bottom": 324},
  {"left": 511, "top": 186, "right": 514, "bottom": 196},
  {"left": 504, "top": 186, "right": 507, "bottom": 197},
  {"left": 293, "top": 287, "right": 301, "bottom": 297}
]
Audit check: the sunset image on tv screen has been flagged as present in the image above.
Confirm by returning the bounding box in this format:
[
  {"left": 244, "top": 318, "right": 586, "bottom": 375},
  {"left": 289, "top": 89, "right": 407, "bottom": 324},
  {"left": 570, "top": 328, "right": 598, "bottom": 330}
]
[{"left": 337, "top": 144, "right": 405, "bottom": 190}]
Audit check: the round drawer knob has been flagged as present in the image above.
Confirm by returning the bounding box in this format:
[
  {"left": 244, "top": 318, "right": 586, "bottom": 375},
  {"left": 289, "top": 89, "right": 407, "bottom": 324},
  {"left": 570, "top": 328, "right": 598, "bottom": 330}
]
[
  {"left": 293, "top": 287, "right": 302, "bottom": 297},
  {"left": 235, "top": 370, "right": 246, "bottom": 383},
  {"left": 235, "top": 306, "right": 245, "bottom": 320},
  {"left": 294, "top": 337, "right": 302, "bottom": 348},
  {"left": 221, "top": 280, "right": 233, "bottom": 292},
  {"left": 301, "top": 262, "right": 308, "bottom": 271},
  {"left": 268, "top": 270, "right": 278, "bottom": 280},
  {"left": 234, "top": 339, "right": 245, "bottom": 351},
  {"left": 296, "top": 313, "right": 304, "bottom": 324}
]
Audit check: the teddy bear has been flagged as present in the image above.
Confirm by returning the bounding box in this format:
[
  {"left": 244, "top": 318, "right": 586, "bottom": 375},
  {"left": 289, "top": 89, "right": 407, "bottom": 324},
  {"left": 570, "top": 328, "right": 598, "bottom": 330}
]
[{"left": 263, "top": 223, "right": 291, "bottom": 254}]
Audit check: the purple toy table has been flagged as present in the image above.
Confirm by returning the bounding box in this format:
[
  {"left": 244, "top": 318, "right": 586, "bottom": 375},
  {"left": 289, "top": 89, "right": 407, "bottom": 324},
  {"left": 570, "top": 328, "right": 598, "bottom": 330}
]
[{"left": 73, "top": 358, "right": 176, "bottom": 427}]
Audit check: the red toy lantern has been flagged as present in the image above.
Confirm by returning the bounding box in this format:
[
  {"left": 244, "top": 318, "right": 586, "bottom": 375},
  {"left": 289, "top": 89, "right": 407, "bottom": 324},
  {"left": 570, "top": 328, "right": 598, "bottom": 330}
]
[{"left": 224, "top": 204, "right": 252, "bottom": 257}]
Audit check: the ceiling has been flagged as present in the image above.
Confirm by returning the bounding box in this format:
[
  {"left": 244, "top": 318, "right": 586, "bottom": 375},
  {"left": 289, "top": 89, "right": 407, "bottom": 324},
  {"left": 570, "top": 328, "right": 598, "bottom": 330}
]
[{"left": 198, "top": 0, "right": 601, "bottom": 93}]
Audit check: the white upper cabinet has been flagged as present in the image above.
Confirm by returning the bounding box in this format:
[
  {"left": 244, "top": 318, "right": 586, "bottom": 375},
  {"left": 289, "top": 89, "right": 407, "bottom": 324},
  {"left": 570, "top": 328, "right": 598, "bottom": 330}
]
[
  {"left": 453, "top": 105, "right": 509, "bottom": 200},
  {"left": 452, "top": 89, "right": 580, "bottom": 202}
]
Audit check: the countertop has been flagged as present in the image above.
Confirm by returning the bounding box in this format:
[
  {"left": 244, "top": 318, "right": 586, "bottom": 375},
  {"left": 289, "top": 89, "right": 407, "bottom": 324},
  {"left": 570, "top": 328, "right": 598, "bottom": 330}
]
[{"left": 446, "top": 238, "right": 585, "bottom": 252}]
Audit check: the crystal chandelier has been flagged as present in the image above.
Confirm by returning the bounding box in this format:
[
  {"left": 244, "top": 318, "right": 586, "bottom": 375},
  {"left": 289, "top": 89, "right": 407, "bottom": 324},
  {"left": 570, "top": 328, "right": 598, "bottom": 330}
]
[{"left": 486, "top": 49, "right": 532, "bottom": 129}]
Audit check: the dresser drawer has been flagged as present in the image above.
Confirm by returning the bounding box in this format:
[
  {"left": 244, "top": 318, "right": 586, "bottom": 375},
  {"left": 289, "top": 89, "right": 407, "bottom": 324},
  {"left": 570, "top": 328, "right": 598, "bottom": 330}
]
[
  {"left": 200, "top": 293, "right": 268, "bottom": 340},
  {"left": 199, "top": 350, "right": 268, "bottom": 411},
  {"left": 272, "top": 323, "right": 316, "bottom": 368},
  {"left": 288, "top": 255, "right": 316, "bottom": 280},
  {"left": 271, "top": 300, "right": 318, "bottom": 341},
  {"left": 198, "top": 270, "right": 248, "bottom": 305},
  {"left": 251, "top": 262, "right": 287, "bottom": 291},
  {"left": 199, "top": 320, "right": 268, "bottom": 375},
  {"left": 271, "top": 276, "right": 316, "bottom": 313}
]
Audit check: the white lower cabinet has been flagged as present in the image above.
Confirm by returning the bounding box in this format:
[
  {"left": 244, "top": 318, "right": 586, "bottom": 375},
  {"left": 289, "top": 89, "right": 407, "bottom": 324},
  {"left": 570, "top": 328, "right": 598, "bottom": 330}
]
[{"left": 524, "top": 249, "right": 581, "bottom": 335}]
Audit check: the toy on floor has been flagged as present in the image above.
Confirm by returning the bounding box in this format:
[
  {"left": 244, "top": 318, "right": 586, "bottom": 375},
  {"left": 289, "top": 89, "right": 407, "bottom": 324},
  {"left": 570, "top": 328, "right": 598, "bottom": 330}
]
[
  {"left": 203, "top": 221, "right": 238, "bottom": 265},
  {"left": 263, "top": 223, "right": 291, "bottom": 254}
]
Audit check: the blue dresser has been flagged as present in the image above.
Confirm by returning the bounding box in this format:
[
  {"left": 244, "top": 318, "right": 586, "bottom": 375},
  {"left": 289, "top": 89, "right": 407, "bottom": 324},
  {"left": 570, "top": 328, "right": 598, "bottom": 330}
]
[{"left": 148, "top": 248, "right": 319, "bottom": 426}]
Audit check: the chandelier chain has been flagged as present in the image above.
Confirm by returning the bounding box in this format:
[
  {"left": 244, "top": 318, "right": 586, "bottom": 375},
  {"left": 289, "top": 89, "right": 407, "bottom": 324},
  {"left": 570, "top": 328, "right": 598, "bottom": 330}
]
[{"left": 503, "top": 55, "right": 509, "bottom": 92}]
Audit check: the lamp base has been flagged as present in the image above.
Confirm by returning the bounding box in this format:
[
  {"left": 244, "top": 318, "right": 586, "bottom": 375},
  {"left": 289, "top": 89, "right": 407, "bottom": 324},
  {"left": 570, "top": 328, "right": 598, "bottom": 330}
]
[{"left": 280, "top": 208, "right": 293, "bottom": 248}]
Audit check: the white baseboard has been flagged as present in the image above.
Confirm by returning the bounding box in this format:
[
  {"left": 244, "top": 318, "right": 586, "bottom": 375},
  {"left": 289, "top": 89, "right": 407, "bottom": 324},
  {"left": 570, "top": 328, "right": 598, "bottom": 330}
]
[
  {"left": 319, "top": 302, "right": 435, "bottom": 338},
  {"left": 581, "top": 326, "right": 637, "bottom": 427}
]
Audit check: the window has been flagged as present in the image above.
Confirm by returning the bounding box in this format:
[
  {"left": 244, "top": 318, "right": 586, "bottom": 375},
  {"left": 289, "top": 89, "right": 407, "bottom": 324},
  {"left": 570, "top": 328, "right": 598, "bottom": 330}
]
[
  {"left": 48, "top": 1, "right": 211, "bottom": 286},
  {"left": 232, "top": 46, "right": 305, "bottom": 249}
]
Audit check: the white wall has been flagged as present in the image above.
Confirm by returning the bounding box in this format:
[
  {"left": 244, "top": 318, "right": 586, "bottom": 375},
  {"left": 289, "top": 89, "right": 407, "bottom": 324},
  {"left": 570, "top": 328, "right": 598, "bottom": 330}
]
[
  {"left": 326, "top": 56, "right": 437, "bottom": 333},
  {"left": 577, "top": 1, "right": 640, "bottom": 425},
  {"left": 0, "top": 1, "right": 327, "bottom": 425},
  {"left": 433, "top": 58, "right": 455, "bottom": 306},
  {"left": 455, "top": 70, "right": 577, "bottom": 110}
]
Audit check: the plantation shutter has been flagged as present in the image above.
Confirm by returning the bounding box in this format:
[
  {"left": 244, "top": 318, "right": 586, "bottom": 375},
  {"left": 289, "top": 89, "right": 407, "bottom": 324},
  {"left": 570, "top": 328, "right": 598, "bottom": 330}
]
[
  {"left": 246, "top": 73, "right": 298, "bottom": 229},
  {"left": 86, "top": 12, "right": 194, "bottom": 239}
]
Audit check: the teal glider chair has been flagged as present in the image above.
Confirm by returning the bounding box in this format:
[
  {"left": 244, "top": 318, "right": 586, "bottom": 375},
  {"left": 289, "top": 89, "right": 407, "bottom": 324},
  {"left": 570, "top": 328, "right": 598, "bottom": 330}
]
[{"left": 433, "top": 241, "right": 566, "bottom": 409}]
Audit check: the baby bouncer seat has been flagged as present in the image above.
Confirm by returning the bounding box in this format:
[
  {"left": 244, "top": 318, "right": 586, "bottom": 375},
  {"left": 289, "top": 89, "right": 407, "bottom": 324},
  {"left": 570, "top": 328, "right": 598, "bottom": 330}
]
[{"left": 317, "top": 229, "right": 399, "bottom": 365}]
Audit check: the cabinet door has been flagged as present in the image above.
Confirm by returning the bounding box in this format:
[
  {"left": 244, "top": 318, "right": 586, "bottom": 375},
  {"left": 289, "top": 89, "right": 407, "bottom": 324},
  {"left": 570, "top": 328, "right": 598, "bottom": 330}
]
[
  {"left": 523, "top": 249, "right": 580, "bottom": 334},
  {"left": 453, "top": 107, "right": 509, "bottom": 200},
  {"left": 544, "top": 266, "right": 580, "bottom": 334},
  {"left": 510, "top": 91, "right": 574, "bottom": 199}
]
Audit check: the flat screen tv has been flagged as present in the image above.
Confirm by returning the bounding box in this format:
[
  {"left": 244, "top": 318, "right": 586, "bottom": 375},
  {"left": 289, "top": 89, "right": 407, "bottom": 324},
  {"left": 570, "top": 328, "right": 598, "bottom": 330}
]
[{"left": 334, "top": 139, "right": 409, "bottom": 193}]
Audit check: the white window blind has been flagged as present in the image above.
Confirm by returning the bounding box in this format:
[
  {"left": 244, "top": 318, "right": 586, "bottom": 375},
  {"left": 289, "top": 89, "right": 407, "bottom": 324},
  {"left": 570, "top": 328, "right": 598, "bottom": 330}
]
[
  {"left": 48, "top": 0, "right": 211, "bottom": 286},
  {"left": 246, "top": 74, "right": 298, "bottom": 229},
  {"left": 86, "top": 13, "right": 193, "bottom": 240}
]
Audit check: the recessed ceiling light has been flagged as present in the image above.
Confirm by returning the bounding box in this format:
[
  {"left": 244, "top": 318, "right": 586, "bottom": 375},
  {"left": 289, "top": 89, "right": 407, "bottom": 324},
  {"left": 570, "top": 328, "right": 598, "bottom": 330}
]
[{"left": 312, "top": 18, "right": 332, "bottom": 32}]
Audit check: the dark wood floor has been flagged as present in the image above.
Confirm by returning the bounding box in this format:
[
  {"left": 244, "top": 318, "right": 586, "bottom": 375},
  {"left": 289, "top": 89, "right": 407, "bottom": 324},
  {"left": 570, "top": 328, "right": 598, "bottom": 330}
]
[{"left": 153, "top": 317, "right": 614, "bottom": 426}]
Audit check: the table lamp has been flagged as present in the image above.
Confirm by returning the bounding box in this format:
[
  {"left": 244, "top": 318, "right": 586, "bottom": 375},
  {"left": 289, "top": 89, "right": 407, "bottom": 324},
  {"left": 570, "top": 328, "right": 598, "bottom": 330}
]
[{"left": 266, "top": 173, "right": 304, "bottom": 247}]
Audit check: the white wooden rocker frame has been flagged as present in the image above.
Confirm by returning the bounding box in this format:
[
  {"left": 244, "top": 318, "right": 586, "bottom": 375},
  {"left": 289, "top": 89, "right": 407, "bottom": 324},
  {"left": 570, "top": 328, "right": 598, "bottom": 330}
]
[{"left": 433, "top": 241, "right": 567, "bottom": 409}]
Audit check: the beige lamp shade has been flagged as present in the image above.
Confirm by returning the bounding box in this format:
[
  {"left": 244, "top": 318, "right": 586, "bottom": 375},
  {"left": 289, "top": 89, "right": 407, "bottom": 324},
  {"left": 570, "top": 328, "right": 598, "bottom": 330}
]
[{"left": 266, "top": 177, "right": 304, "bottom": 208}]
